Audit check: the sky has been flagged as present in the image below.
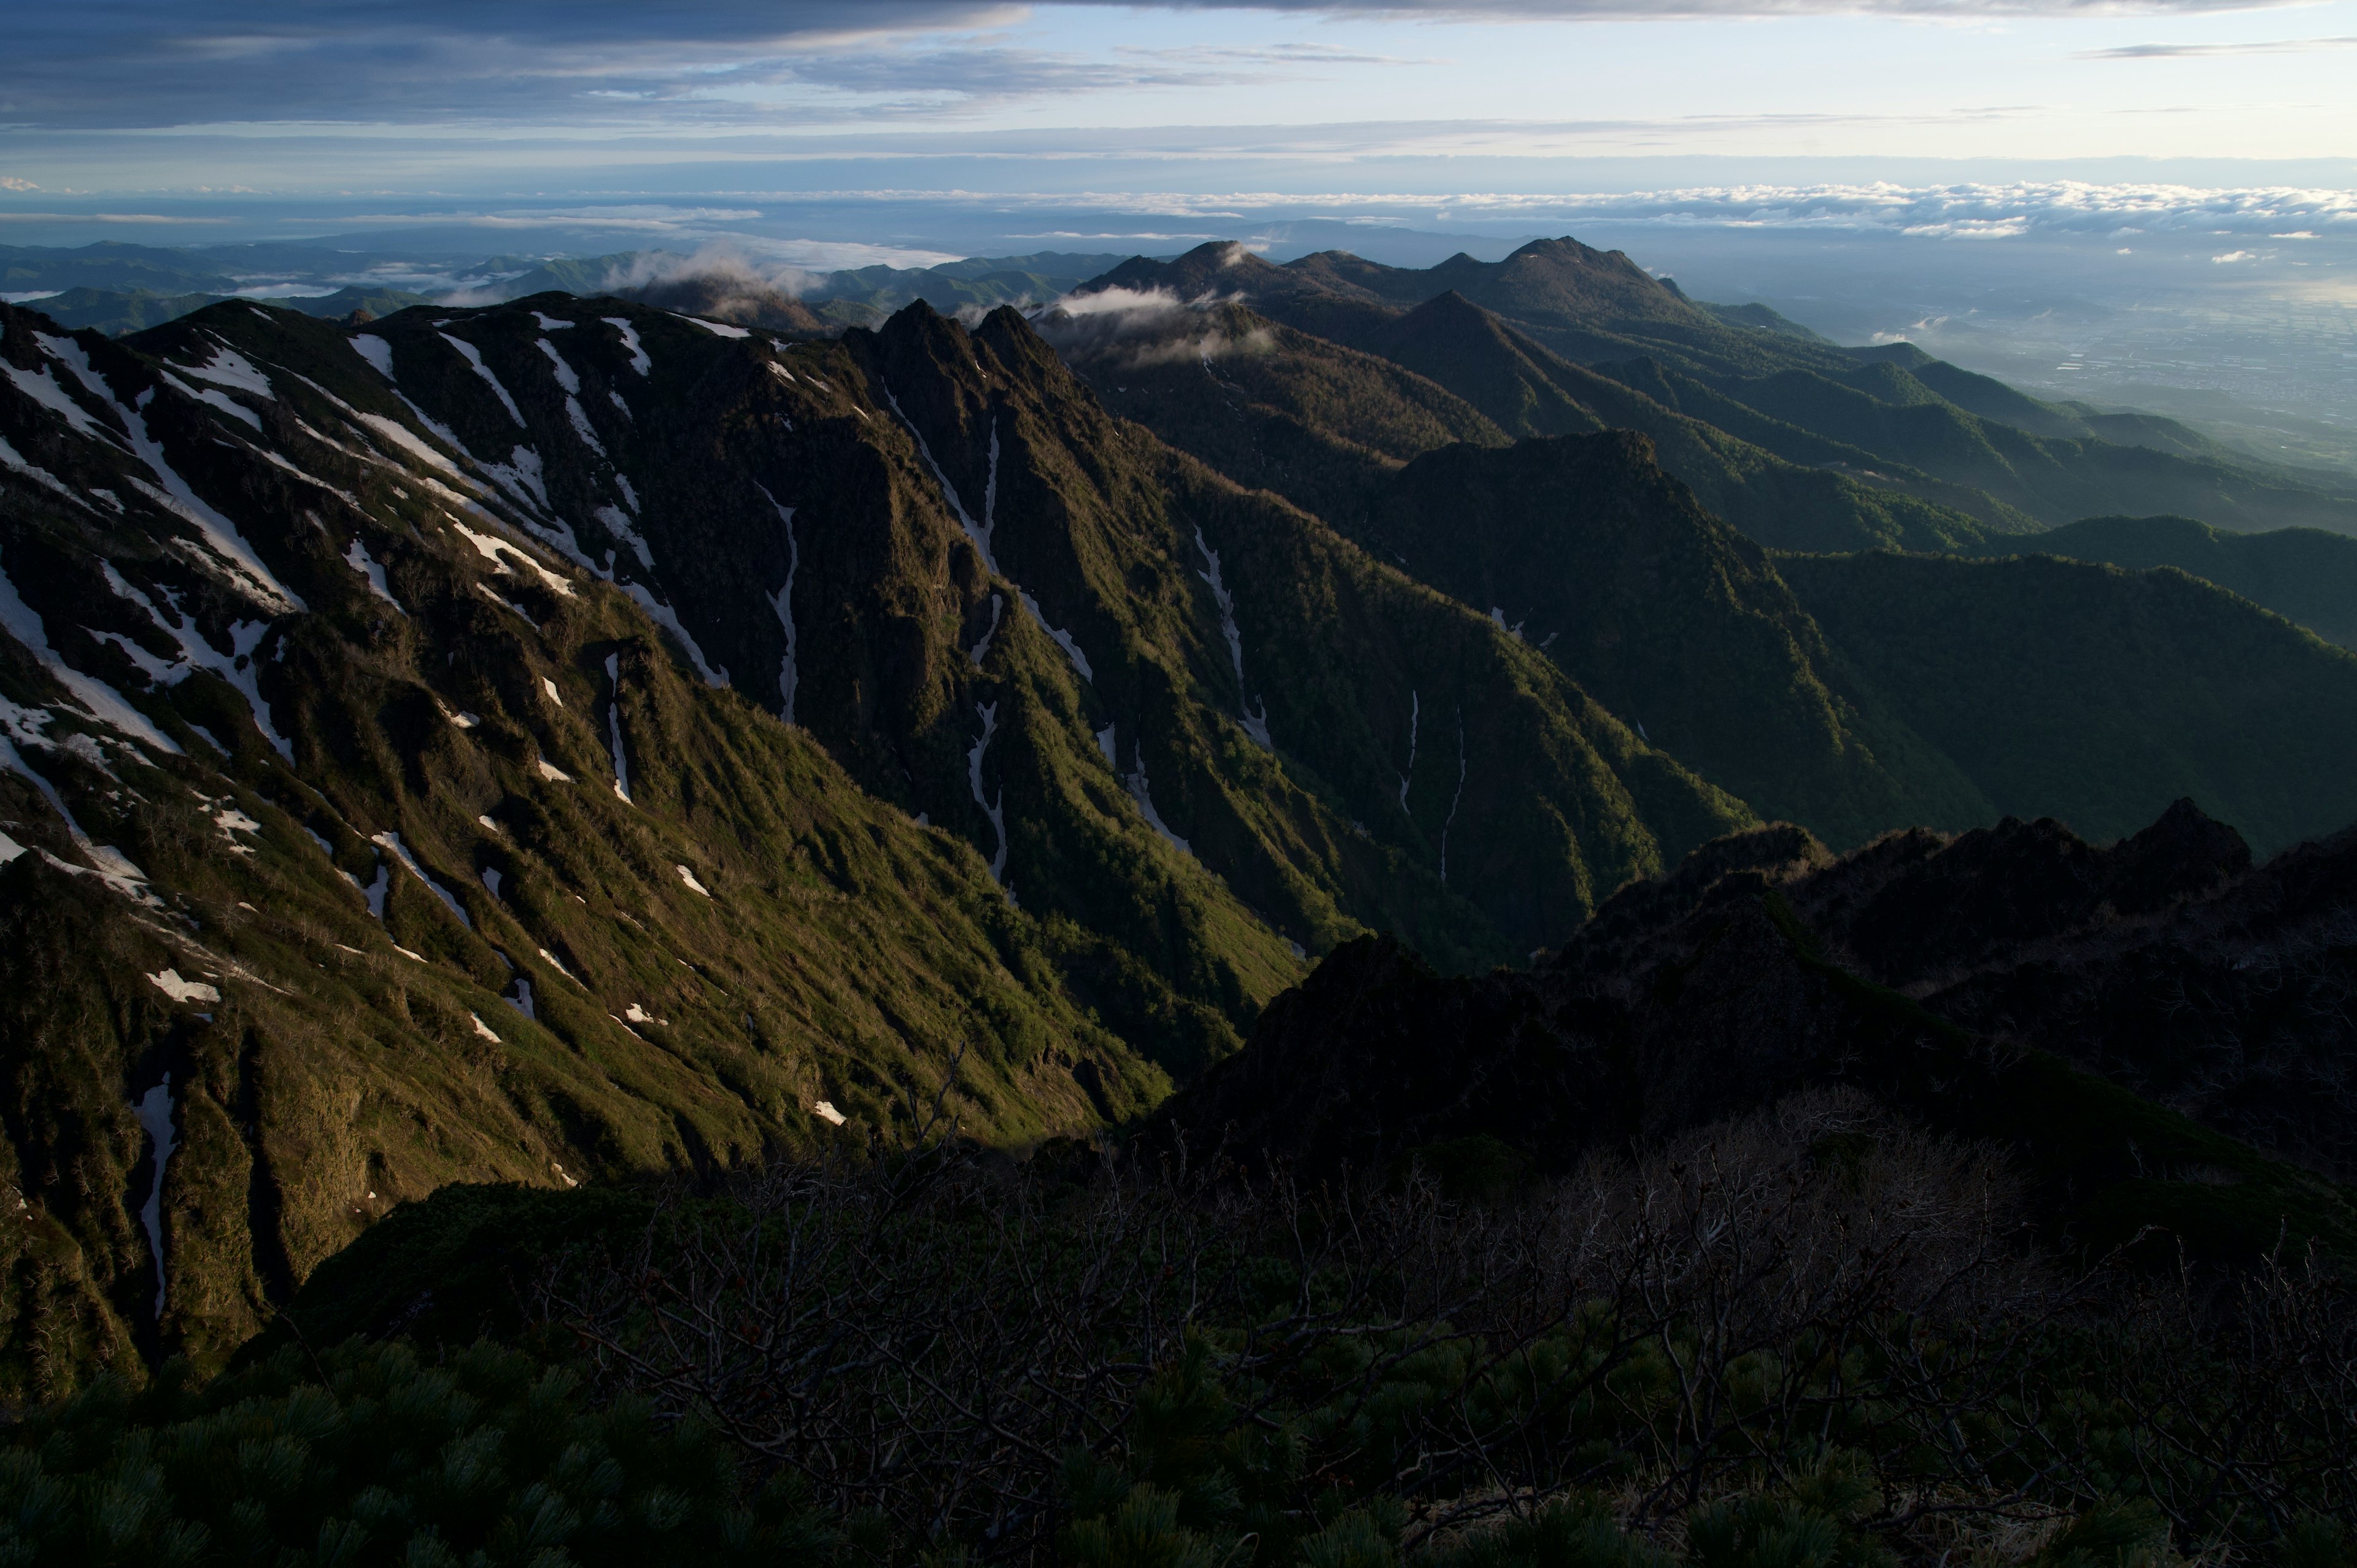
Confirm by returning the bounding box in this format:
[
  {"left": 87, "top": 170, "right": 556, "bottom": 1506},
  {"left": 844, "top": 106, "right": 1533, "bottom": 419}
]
[{"left": 1, "top": 1, "right": 2354, "bottom": 249}]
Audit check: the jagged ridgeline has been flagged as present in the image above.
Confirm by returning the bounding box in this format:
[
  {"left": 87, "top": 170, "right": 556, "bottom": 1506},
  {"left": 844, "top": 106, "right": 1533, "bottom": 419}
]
[
  {"left": 1072, "top": 238, "right": 2357, "bottom": 546},
  {"left": 1045, "top": 264, "right": 2357, "bottom": 859},
  {"left": 0, "top": 292, "right": 1751, "bottom": 1385}
]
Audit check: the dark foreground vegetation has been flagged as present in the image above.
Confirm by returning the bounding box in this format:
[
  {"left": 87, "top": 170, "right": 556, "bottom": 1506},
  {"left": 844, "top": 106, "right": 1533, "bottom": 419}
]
[{"left": 7, "top": 1091, "right": 2354, "bottom": 1568}]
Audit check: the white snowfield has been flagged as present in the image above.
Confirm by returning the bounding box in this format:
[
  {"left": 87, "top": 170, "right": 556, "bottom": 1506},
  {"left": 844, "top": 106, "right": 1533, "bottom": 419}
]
[
  {"left": 685, "top": 316, "right": 751, "bottom": 339},
  {"left": 675, "top": 863, "right": 712, "bottom": 897},
  {"left": 813, "top": 1099, "right": 848, "bottom": 1126},
  {"left": 0, "top": 549, "right": 182, "bottom": 755},
  {"left": 1019, "top": 590, "right": 1094, "bottom": 682},
  {"left": 1439, "top": 713, "right": 1469, "bottom": 886},
  {"left": 969, "top": 591, "right": 1003, "bottom": 670},
  {"left": 175, "top": 338, "right": 274, "bottom": 399},
  {"left": 536, "top": 336, "right": 581, "bottom": 394},
  {"left": 1121, "top": 734, "right": 1192, "bottom": 855}
]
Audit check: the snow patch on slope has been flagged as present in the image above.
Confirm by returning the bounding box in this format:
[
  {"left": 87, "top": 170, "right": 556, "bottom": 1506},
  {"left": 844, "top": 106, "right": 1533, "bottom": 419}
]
[
  {"left": 37, "top": 333, "right": 303, "bottom": 612},
  {"left": 603, "top": 317, "right": 651, "bottom": 376},
  {"left": 604, "top": 652, "right": 632, "bottom": 803},
  {"left": 883, "top": 385, "right": 998, "bottom": 573},
  {"left": 372, "top": 829, "right": 472, "bottom": 927},
  {"left": 1399, "top": 690, "right": 1418, "bottom": 811},
  {"left": 350, "top": 334, "right": 395, "bottom": 379},
  {"left": 1192, "top": 527, "right": 1268, "bottom": 746},
  {"left": 1122, "top": 737, "right": 1191, "bottom": 855},
  {"left": 1439, "top": 712, "right": 1468, "bottom": 887},
  {"left": 967, "top": 701, "right": 1008, "bottom": 884},
  {"left": 177, "top": 339, "right": 273, "bottom": 398},
  {"left": 969, "top": 592, "right": 1002, "bottom": 670},
  {"left": 133, "top": 1075, "right": 177, "bottom": 1319},
  {"left": 761, "top": 489, "right": 801, "bottom": 722},
  {"left": 0, "top": 550, "right": 182, "bottom": 754},
  {"left": 621, "top": 582, "right": 729, "bottom": 687},
  {"left": 0, "top": 431, "right": 90, "bottom": 508},
  {"left": 536, "top": 338, "right": 581, "bottom": 393},
  {"left": 2, "top": 361, "right": 112, "bottom": 443},
  {"left": 1019, "top": 592, "right": 1093, "bottom": 682},
  {"left": 439, "top": 331, "right": 526, "bottom": 426},
  {"left": 344, "top": 538, "right": 403, "bottom": 612}
]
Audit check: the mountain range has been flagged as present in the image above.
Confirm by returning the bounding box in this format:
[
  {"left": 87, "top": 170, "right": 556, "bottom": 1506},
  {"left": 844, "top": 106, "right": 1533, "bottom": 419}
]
[{"left": 5, "top": 228, "right": 2357, "bottom": 1411}]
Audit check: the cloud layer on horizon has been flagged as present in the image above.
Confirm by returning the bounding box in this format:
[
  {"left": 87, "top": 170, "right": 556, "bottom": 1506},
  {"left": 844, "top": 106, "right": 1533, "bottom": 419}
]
[{"left": 0, "top": 0, "right": 2321, "bottom": 131}]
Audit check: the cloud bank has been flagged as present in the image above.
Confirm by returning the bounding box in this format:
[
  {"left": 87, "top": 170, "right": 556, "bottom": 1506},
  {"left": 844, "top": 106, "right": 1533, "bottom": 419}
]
[{"left": 3, "top": 0, "right": 2315, "bottom": 129}]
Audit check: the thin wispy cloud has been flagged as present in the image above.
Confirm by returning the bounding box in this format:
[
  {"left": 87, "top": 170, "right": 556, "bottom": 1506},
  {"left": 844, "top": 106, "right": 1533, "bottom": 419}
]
[
  {"left": 0, "top": 0, "right": 2316, "bottom": 130},
  {"left": 2080, "top": 34, "right": 2357, "bottom": 54}
]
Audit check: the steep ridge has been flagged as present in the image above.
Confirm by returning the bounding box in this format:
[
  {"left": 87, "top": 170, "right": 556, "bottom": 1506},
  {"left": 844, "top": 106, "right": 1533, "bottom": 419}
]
[
  {"left": 1050, "top": 290, "right": 1994, "bottom": 557},
  {"left": 1159, "top": 798, "right": 2357, "bottom": 1262},
  {"left": 841, "top": 303, "right": 1747, "bottom": 967},
  {"left": 0, "top": 292, "right": 1765, "bottom": 1385},
  {"left": 1342, "top": 291, "right": 2005, "bottom": 552},
  {"left": 1776, "top": 549, "right": 2357, "bottom": 854},
  {"left": 1082, "top": 239, "right": 2357, "bottom": 539},
  {"left": 1046, "top": 288, "right": 2357, "bottom": 855},
  {"left": 0, "top": 299, "right": 1174, "bottom": 1389},
  {"left": 1358, "top": 433, "right": 1989, "bottom": 847},
  {"left": 199, "top": 292, "right": 1751, "bottom": 980}
]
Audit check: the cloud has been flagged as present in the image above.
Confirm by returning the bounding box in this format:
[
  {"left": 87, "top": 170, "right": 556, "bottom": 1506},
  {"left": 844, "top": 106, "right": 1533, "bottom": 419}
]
[
  {"left": 3, "top": 1, "right": 2316, "bottom": 131},
  {"left": 2078, "top": 34, "right": 2357, "bottom": 56},
  {"left": 1032, "top": 285, "right": 1274, "bottom": 369},
  {"left": 0, "top": 177, "right": 37, "bottom": 191},
  {"left": 0, "top": 210, "right": 226, "bottom": 224}
]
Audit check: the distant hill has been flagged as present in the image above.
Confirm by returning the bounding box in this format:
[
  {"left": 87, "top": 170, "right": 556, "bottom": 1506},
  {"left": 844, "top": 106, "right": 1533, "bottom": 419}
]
[
  {"left": 1991, "top": 513, "right": 2357, "bottom": 647},
  {"left": 18, "top": 284, "right": 435, "bottom": 336},
  {"left": 1776, "top": 549, "right": 2357, "bottom": 852},
  {"left": 1080, "top": 239, "right": 2357, "bottom": 539}
]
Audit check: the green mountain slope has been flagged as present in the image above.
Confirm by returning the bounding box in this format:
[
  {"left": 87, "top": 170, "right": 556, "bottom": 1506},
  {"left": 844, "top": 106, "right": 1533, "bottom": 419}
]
[
  {"left": 19, "top": 285, "right": 436, "bottom": 338},
  {"left": 1352, "top": 292, "right": 2004, "bottom": 552},
  {"left": 1776, "top": 549, "right": 2357, "bottom": 852},
  {"left": 1995, "top": 513, "right": 2357, "bottom": 647},
  {"left": 1046, "top": 286, "right": 2357, "bottom": 855},
  {"left": 1358, "top": 433, "right": 1987, "bottom": 846},
  {"left": 0, "top": 299, "right": 1183, "bottom": 1391},
  {"left": 1083, "top": 238, "right": 2357, "bottom": 540},
  {"left": 0, "top": 290, "right": 1768, "bottom": 1388}
]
